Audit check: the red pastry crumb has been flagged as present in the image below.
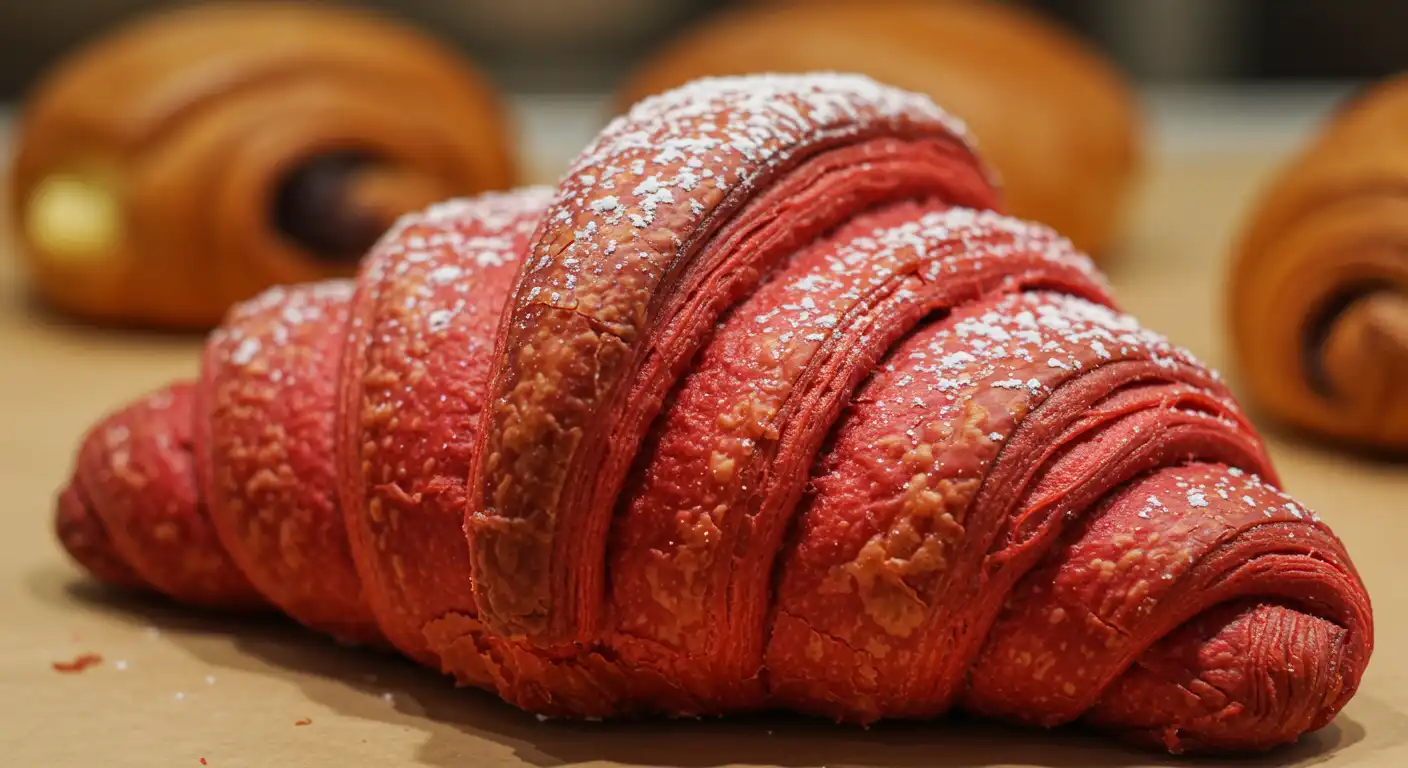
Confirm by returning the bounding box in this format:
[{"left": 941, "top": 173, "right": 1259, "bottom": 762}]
[
  {"left": 52, "top": 653, "right": 102, "bottom": 673},
  {"left": 294, "top": 718, "right": 312, "bottom": 726},
  {"left": 200, "top": 759, "right": 207, "bottom": 765}
]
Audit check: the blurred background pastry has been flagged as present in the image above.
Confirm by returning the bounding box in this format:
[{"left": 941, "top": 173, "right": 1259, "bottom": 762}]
[
  {"left": 614, "top": 0, "right": 1145, "bottom": 258},
  {"left": 8, "top": 2, "right": 517, "bottom": 329},
  {"left": 1228, "top": 75, "right": 1408, "bottom": 452}
]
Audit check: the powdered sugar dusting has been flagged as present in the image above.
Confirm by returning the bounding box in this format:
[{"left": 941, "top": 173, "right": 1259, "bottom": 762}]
[
  {"left": 862, "top": 290, "right": 1217, "bottom": 430},
  {"left": 828, "top": 207, "right": 1104, "bottom": 291},
  {"left": 375, "top": 187, "right": 555, "bottom": 254},
  {"left": 515, "top": 74, "right": 985, "bottom": 308},
  {"left": 694, "top": 204, "right": 1113, "bottom": 446},
  {"left": 1130, "top": 465, "right": 1324, "bottom": 527},
  {"left": 211, "top": 279, "right": 356, "bottom": 370},
  {"left": 357, "top": 187, "right": 553, "bottom": 339}
]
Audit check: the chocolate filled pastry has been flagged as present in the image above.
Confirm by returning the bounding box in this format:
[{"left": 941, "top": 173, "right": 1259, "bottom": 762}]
[
  {"left": 56, "top": 75, "right": 1369, "bottom": 754},
  {"left": 9, "top": 2, "right": 517, "bottom": 330},
  {"left": 1229, "top": 76, "right": 1408, "bottom": 452},
  {"left": 615, "top": 0, "right": 1143, "bottom": 257}
]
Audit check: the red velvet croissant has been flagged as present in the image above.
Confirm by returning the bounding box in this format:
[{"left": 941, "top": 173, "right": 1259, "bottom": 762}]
[{"left": 55, "top": 74, "right": 1370, "bottom": 754}]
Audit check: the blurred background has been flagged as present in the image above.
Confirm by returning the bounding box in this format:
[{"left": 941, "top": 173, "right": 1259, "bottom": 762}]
[
  {"left": 3, "top": 0, "right": 1407, "bottom": 94},
  {"left": 0, "top": 0, "right": 1401, "bottom": 167}
]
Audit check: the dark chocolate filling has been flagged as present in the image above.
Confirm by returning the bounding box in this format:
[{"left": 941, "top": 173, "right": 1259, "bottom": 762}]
[{"left": 272, "top": 151, "right": 392, "bottom": 265}]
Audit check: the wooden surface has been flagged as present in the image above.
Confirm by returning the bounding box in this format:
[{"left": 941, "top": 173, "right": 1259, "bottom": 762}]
[{"left": 2, "top": 117, "right": 1407, "bottom": 768}]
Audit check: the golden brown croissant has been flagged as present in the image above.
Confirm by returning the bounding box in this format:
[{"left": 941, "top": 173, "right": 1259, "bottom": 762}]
[
  {"left": 1229, "top": 75, "right": 1408, "bottom": 451},
  {"left": 9, "top": 2, "right": 516, "bottom": 330},
  {"left": 57, "top": 74, "right": 1368, "bottom": 754},
  {"left": 614, "top": 0, "right": 1143, "bottom": 257}
]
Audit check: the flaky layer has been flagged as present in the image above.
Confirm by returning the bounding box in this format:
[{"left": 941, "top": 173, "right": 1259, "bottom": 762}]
[
  {"left": 338, "top": 188, "right": 554, "bottom": 672},
  {"left": 60, "top": 383, "right": 265, "bottom": 608},
  {"left": 197, "top": 279, "right": 380, "bottom": 644}
]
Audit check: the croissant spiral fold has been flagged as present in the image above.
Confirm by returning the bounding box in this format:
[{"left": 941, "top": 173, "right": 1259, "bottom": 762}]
[
  {"left": 1230, "top": 74, "right": 1408, "bottom": 450},
  {"left": 57, "top": 75, "right": 1370, "bottom": 754}
]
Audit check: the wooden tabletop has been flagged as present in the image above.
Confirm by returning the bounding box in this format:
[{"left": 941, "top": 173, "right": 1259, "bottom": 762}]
[{"left": 2, "top": 118, "right": 1406, "bottom": 768}]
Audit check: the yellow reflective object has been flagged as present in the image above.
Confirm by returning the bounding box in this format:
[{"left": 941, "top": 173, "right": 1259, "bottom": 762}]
[{"left": 25, "top": 173, "right": 123, "bottom": 263}]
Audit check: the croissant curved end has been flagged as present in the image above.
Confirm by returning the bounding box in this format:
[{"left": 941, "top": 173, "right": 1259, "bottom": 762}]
[
  {"left": 57, "top": 383, "right": 266, "bottom": 609},
  {"left": 1229, "top": 75, "right": 1408, "bottom": 451},
  {"left": 1317, "top": 291, "right": 1408, "bottom": 433},
  {"left": 54, "top": 73, "right": 1372, "bottom": 754}
]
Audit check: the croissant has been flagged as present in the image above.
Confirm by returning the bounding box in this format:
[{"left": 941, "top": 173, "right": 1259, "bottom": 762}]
[
  {"left": 10, "top": 2, "right": 516, "bottom": 330},
  {"left": 1229, "top": 76, "right": 1408, "bottom": 451},
  {"left": 614, "top": 0, "right": 1143, "bottom": 257},
  {"left": 56, "top": 74, "right": 1370, "bottom": 754}
]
